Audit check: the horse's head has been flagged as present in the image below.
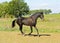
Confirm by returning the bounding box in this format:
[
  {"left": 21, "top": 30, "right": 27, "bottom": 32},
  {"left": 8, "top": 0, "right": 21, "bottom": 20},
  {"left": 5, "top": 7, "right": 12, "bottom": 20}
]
[
  {"left": 39, "top": 12, "right": 44, "bottom": 21},
  {"left": 30, "top": 12, "right": 44, "bottom": 21}
]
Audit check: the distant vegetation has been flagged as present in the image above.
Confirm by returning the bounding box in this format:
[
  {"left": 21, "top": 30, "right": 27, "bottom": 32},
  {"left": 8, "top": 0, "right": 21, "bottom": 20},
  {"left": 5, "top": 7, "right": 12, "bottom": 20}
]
[
  {"left": 29, "top": 9, "right": 52, "bottom": 15},
  {"left": 0, "top": 0, "right": 29, "bottom": 18},
  {"left": 0, "top": 0, "right": 53, "bottom": 18}
]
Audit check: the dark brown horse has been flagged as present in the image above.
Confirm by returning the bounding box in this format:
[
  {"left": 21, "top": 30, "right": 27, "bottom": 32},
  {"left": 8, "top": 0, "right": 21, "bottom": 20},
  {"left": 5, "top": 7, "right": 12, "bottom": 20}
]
[{"left": 12, "top": 12, "right": 44, "bottom": 36}]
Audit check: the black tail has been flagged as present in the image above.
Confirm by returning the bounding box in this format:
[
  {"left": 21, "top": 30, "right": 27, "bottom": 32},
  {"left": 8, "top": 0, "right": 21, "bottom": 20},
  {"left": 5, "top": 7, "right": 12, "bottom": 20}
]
[{"left": 12, "top": 19, "right": 16, "bottom": 28}]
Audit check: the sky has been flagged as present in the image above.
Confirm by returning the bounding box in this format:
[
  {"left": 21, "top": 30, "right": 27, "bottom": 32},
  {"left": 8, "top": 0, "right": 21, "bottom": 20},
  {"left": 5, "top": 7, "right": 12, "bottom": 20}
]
[{"left": 0, "top": 0, "right": 60, "bottom": 13}]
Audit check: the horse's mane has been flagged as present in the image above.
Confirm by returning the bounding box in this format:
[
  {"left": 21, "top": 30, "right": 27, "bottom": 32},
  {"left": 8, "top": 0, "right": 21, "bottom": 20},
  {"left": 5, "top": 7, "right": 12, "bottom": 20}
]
[{"left": 30, "top": 12, "right": 43, "bottom": 17}]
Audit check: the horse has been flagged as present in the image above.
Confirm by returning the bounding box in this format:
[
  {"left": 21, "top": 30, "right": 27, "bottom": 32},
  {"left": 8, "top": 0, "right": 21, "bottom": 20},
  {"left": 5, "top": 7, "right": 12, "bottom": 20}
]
[{"left": 12, "top": 12, "right": 44, "bottom": 36}]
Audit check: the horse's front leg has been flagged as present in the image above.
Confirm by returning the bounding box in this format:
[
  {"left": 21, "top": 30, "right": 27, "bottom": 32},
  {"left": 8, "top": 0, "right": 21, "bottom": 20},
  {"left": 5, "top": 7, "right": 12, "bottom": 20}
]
[
  {"left": 19, "top": 25, "right": 24, "bottom": 35},
  {"left": 28, "top": 26, "right": 33, "bottom": 35},
  {"left": 34, "top": 26, "right": 39, "bottom": 37}
]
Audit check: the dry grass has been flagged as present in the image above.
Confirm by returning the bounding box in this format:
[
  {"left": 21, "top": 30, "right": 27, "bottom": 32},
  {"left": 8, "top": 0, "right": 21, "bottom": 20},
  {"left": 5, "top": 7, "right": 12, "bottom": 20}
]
[{"left": 0, "top": 31, "right": 60, "bottom": 43}]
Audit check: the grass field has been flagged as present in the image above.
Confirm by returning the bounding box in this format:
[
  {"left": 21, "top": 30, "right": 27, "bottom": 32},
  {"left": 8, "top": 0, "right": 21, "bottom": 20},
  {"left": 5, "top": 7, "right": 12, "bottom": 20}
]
[{"left": 0, "top": 14, "right": 60, "bottom": 43}]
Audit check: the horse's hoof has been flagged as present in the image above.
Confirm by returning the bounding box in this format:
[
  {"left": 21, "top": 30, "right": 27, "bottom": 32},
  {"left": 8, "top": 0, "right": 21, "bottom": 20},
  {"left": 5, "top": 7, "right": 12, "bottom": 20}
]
[
  {"left": 28, "top": 33, "right": 31, "bottom": 35},
  {"left": 38, "top": 35, "right": 40, "bottom": 37},
  {"left": 22, "top": 34, "right": 25, "bottom": 36},
  {"left": 21, "top": 34, "right": 25, "bottom": 36}
]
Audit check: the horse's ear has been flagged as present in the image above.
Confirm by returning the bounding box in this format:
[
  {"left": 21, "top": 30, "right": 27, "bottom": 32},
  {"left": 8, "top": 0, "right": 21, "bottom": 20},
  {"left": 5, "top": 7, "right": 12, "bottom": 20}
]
[{"left": 40, "top": 12, "right": 43, "bottom": 14}]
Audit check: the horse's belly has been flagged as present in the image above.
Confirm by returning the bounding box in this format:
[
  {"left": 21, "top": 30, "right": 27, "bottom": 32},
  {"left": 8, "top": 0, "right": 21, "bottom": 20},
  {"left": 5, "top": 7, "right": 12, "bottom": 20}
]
[{"left": 23, "top": 22, "right": 35, "bottom": 26}]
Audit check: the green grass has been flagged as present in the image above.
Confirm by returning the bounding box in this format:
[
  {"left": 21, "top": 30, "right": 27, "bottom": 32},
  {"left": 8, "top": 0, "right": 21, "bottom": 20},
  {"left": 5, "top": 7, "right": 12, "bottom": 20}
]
[{"left": 0, "top": 14, "right": 60, "bottom": 33}]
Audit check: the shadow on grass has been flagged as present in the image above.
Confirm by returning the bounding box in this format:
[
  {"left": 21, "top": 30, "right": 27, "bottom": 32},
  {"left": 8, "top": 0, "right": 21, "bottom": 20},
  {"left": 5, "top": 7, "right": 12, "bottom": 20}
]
[
  {"left": 18, "top": 34, "right": 51, "bottom": 37},
  {"left": 25, "top": 34, "right": 50, "bottom": 37}
]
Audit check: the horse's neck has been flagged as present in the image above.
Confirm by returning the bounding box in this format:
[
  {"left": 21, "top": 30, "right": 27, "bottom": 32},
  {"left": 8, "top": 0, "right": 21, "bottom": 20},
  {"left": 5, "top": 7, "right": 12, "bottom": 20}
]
[{"left": 31, "top": 15, "right": 39, "bottom": 22}]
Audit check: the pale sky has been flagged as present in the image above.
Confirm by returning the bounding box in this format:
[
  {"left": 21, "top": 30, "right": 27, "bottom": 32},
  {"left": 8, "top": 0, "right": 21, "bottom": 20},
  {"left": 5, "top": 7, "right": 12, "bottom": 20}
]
[{"left": 0, "top": 0, "right": 60, "bottom": 13}]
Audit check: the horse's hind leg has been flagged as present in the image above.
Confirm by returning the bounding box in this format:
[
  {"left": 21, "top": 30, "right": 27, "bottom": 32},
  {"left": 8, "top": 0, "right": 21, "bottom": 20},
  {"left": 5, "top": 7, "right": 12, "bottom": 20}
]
[
  {"left": 19, "top": 25, "right": 24, "bottom": 35},
  {"left": 28, "top": 26, "right": 33, "bottom": 35}
]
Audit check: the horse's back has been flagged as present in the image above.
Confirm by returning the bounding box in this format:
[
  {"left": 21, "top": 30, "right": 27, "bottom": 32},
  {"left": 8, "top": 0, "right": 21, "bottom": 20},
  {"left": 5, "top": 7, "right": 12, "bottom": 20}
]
[{"left": 22, "top": 17, "right": 35, "bottom": 26}]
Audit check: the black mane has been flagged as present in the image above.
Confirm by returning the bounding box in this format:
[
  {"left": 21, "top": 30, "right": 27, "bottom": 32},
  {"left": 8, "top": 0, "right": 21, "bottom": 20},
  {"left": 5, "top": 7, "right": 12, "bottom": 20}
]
[{"left": 30, "top": 12, "right": 43, "bottom": 17}]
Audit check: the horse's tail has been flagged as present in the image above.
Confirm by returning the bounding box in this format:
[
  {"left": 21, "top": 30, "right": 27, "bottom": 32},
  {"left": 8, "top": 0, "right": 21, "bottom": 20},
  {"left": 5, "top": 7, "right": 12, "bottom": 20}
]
[{"left": 12, "top": 19, "right": 16, "bottom": 28}]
